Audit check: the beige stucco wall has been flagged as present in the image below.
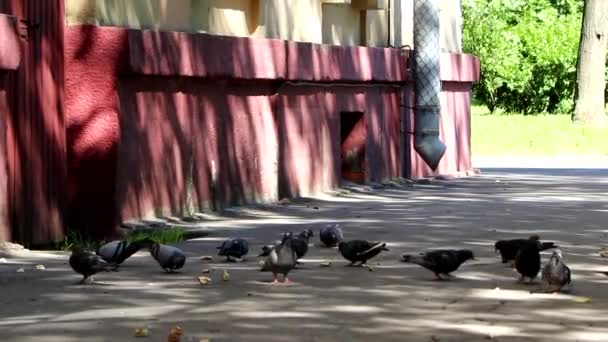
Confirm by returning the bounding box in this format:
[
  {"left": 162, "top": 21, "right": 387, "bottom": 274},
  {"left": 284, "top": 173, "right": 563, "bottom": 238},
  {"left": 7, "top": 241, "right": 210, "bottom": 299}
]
[
  {"left": 65, "top": 0, "right": 462, "bottom": 51},
  {"left": 322, "top": 4, "right": 361, "bottom": 46}
]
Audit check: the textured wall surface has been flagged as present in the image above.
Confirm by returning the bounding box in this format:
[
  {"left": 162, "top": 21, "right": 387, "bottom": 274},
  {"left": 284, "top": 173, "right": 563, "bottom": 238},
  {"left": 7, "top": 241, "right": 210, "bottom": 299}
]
[{"left": 64, "top": 24, "right": 478, "bottom": 234}]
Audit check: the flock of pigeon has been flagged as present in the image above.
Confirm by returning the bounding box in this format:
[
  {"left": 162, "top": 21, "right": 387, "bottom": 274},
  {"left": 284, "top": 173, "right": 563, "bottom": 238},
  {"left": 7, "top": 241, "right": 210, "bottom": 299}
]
[{"left": 69, "top": 225, "right": 571, "bottom": 292}]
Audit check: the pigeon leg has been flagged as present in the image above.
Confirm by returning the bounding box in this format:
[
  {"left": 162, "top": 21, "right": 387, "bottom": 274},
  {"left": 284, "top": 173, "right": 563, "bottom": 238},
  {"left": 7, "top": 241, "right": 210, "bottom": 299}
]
[
  {"left": 434, "top": 273, "right": 444, "bottom": 281},
  {"left": 516, "top": 275, "right": 525, "bottom": 284},
  {"left": 283, "top": 277, "right": 290, "bottom": 284},
  {"left": 79, "top": 276, "right": 88, "bottom": 285}
]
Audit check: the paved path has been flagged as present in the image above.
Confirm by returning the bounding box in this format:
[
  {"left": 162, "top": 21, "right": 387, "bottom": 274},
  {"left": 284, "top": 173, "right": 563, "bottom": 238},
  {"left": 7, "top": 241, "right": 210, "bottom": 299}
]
[{"left": 1, "top": 158, "right": 608, "bottom": 341}]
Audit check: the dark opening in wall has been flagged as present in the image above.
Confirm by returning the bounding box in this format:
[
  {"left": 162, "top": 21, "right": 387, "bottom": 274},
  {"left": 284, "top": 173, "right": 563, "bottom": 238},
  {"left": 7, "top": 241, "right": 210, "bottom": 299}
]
[{"left": 340, "top": 111, "right": 366, "bottom": 183}]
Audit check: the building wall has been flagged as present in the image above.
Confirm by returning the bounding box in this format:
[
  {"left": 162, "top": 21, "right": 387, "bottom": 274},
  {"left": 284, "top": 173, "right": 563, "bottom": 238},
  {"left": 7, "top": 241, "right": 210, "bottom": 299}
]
[
  {"left": 64, "top": 26, "right": 478, "bottom": 233},
  {"left": 65, "top": 0, "right": 462, "bottom": 50}
]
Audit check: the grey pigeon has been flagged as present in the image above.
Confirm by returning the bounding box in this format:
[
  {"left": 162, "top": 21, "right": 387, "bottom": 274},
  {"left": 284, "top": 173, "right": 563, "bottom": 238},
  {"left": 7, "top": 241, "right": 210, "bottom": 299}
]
[
  {"left": 338, "top": 240, "right": 388, "bottom": 266},
  {"left": 541, "top": 249, "right": 571, "bottom": 293},
  {"left": 495, "top": 235, "right": 557, "bottom": 264},
  {"left": 150, "top": 243, "right": 186, "bottom": 273},
  {"left": 320, "top": 224, "right": 343, "bottom": 247},
  {"left": 96, "top": 238, "right": 154, "bottom": 265},
  {"left": 260, "top": 232, "right": 297, "bottom": 284},
  {"left": 401, "top": 249, "right": 474, "bottom": 280},
  {"left": 217, "top": 238, "right": 249, "bottom": 262},
  {"left": 515, "top": 239, "right": 541, "bottom": 283},
  {"left": 292, "top": 229, "right": 313, "bottom": 260},
  {"left": 69, "top": 248, "right": 118, "bottom": 284}
]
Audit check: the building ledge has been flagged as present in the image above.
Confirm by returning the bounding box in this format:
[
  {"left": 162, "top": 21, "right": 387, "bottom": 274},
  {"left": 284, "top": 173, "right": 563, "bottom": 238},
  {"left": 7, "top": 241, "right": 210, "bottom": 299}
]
[{"left": 126, "top": 27, "right": 478, "bottom": 83}]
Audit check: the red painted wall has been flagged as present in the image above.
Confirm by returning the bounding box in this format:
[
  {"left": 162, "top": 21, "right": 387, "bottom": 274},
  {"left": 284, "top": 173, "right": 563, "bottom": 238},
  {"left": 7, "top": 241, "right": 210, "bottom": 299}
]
[
  {"left": 64, "top": 26, "right": 128, "bottom": 238},
  {"left": 0, "top": 2, "right": 67, "bottom": 245},
  {"left": 0, "top": 72, "right": 10, "bottom": 240},
  {"left": 64, "top": 25, "right": 479, "bottom": 235}
]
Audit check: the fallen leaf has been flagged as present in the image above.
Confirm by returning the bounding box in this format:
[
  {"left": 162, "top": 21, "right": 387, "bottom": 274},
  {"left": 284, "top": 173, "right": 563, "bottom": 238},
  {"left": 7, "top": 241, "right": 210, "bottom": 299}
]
[
  {"left": 574, "top": 296, "right": 592, "bottom": 303},
  {"left": 320, "top": 262, "right": 332, "bottom": 267},
  {"left": 367, "top": 265, "right": 374, "bottom": 272},
  {"left": 200, "top": 256, "right": 213, "bottom": 261},
  {"left": 16, "top": 267, "right": 24, "bottom": 273},
  {"left": 599, "top": 250, "right": 608, "bottom": 258},
  {"left": 222, "top": 270, "right": 230, "bottom": 281},
  {"left": 35, "top": 264, "right": 46, "bottom": 270},
  {"left": 0, "top": 258, "right": 7, "bottom": 263},
  {"left": 198, "top": 276, "right": 211, "bottom": 285},
  {"left": 201, "top": 268, "right": 211, "bottom": 274},
  {"left": 134, "top": 327, "right": 149, "bottom": 337},
  {"left": 168, "top": 326, "right": 184, "bottom": 342}
]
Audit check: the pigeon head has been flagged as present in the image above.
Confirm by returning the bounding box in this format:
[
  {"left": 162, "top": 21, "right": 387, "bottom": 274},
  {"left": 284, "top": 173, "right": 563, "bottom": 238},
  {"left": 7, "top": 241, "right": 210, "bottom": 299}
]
[
  {"left": 459, "top": 249, "right": 475, "bottom": 261},
  {"left": 337, "top": 241, "right": 347, "bottom": 252},
  {"left": 216, "top": 240, "right": 231, "bottom": 255},
  {"left": 494, "top": 240, "right": 505, "bottom": 254},
  {"left": 552, "top": 249, "right": 563, "bottom": 260},
  {"left": 298, "top": 229, "right": 314, "bottom": 241}
]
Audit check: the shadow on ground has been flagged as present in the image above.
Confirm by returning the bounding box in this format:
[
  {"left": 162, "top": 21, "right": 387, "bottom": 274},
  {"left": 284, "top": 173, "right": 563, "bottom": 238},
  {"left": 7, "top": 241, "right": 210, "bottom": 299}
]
[{"left": 1, "top": 168, "right": 608, "bottom": 342}]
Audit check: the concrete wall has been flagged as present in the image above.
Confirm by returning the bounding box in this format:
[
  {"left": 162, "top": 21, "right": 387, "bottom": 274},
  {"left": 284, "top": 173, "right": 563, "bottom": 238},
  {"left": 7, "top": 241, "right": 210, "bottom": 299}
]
[{"left": 65, "top": 0, "right": 462, "bottom": 50}]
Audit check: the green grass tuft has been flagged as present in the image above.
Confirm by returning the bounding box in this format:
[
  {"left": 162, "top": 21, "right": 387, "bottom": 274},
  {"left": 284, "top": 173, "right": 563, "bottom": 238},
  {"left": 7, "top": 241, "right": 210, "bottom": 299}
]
[
  {"left": 55, "top": 227, "right": 187, "bottom": 252},
  {"left": 127, "top": 227, "right": 186, "bottom": 245},
  {"left": 55, "top": 231, "right": 103, "bottom": 252},
  {"left": 472, "top": 105, "right": 608, "bottom": 156}
]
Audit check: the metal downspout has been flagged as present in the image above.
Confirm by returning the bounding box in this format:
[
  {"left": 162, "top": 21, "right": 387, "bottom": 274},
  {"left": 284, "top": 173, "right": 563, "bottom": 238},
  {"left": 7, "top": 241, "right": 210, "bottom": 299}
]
[{"left": 413, "top": 0, "right": 446, "bottom": 171}]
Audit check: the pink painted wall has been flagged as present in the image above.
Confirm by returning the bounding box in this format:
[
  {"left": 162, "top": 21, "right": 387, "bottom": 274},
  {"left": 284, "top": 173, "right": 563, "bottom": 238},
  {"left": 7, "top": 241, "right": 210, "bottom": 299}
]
[
  {"left": 116, "top": 79, "right": 278, "bottom": 221},
  {"left": 0, "top": 73, "right": 10, "bottom": 240},
  {"left": 64, "top": 25, "right": 479, "bottom": 233},
  {"left": 64, "top": 26, "right": 128, "bottom": 237}
]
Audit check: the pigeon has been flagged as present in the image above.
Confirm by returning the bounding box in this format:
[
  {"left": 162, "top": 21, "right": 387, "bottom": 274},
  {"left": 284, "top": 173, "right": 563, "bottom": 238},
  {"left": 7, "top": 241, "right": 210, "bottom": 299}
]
[
  {"left": 338, "top": 240, "right": 388, "bottom": 266},
  {"left": 401, "top": 249, "right": 475, "bottom": 280},
  {"left": 515, "top": 239, "right": 542, "bottom": 283},
  {"left": 260, "top": 232, "right": 297, "bottom": 284},
  {"left": 495, "top": 235, "right": 557, "bottom": 264},
  {"left": 292, "top": 229, "right": 314, "bottom": 260},
  {"left": 150, "top": 243, "right": 186, "bottom": 273},
  {"left": 320, "top": 224, "right": 343, "bottom": 247},
  {"left": 69, "top": 248, "right": 118, "bottom": 284},
  {"left": 541, "top": 249, "right": 571, "bottom": 293},
  {"left": 217, "top": 238, "right": 249, "bottom": 262},
  {"left": 96, "top": 238, "right": 154, "bottom": 265}
]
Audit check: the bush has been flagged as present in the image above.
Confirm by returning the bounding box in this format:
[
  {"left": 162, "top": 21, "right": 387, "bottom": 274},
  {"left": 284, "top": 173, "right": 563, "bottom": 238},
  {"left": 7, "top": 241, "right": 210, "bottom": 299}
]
[{"left": 463, "top": 0, "right": 582, "bottom": 114}]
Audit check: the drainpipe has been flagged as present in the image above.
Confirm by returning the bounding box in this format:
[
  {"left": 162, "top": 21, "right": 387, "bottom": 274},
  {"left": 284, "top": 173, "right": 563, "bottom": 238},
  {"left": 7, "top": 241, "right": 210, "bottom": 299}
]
[{"left": 413, "top": 0, "right": 446, "bottom": 171}]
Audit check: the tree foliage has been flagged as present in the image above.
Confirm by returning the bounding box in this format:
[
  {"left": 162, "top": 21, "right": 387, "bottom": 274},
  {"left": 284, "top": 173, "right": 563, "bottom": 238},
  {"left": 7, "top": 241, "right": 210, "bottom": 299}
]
[{"left": 462, "top": 0, "right": 582, "bottom": 114}]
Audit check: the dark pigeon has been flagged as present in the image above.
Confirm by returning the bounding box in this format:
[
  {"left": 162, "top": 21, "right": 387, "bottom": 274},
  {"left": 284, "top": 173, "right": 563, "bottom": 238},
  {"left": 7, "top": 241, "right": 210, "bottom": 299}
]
[
  {"left": 495, "top": 235, "right": 557, "bottom": 264},
  {"left": 69, "top": 248, "right": 118, "bottom": 284},
  {"left": 96, "top": 238, "right": 154, "bottom": 265},
  {"left": 401, "top": 249, "right": 475, "bottom": 280},
  {"left": 260, "top": 232, "right": 297, "bottom": 284},
  {"left": 217, "top": 238, "right": 249, "bottom": 262},
  {"left": 541, "top": 249, "right": 571, "bottom": 293},
  {"left": 320, "top": 224, "right": 343, "bottom": 247},
  {"left": 292, "top": 229, "right": 314, "bottom": 260},
  {"left": 338, "top": 240, "right": 388, "bottom": 266},
  {"left": 515, "top": 239, "right": 542, "bottom": 283},
  {"left": 150, "top": 243, "right": 186, "bottom": 273}
]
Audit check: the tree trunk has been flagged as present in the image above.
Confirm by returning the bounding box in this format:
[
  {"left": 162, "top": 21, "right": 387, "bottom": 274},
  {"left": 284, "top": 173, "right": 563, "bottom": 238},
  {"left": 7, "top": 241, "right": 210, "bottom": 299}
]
[{"left": 572, "top": 0, "right": 608, "bottom": 126}]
